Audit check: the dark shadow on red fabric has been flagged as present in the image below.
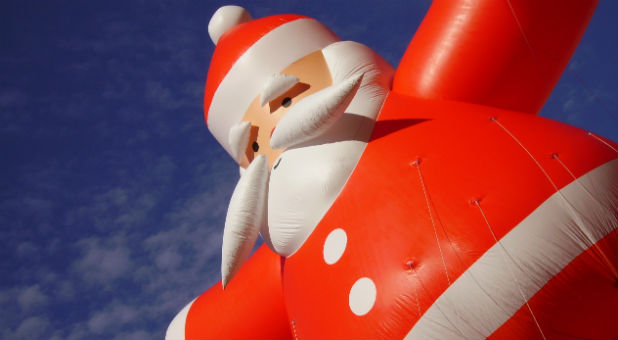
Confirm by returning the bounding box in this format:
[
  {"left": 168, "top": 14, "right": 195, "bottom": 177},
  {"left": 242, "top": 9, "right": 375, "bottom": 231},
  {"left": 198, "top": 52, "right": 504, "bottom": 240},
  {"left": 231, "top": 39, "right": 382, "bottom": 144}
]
[{"left": 369, "top": 118, "right": 429, "bottom": 142}]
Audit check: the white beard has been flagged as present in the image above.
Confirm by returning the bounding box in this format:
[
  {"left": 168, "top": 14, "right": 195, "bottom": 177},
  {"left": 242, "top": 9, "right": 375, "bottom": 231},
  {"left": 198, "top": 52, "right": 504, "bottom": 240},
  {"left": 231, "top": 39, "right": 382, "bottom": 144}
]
[{"left": 264, "top": 140, "right": 366, "bottom": 256}]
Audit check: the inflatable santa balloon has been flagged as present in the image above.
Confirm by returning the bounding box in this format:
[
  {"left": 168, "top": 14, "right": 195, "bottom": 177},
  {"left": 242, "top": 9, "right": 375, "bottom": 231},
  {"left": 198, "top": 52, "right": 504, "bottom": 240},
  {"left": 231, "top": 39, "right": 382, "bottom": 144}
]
[{"left": 167, "top": 1, "right": 617, "bottom": 339}]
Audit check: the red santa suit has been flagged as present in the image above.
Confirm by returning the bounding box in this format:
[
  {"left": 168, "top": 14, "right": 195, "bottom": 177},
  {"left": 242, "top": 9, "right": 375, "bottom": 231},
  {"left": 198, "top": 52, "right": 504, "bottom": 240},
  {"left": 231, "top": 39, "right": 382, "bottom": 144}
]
[
  {"left": 282, "top": 93, "right": 617, "bottom": 339},
  {"left": 167, "top": 1, "right": 617, "bottom": 339}
]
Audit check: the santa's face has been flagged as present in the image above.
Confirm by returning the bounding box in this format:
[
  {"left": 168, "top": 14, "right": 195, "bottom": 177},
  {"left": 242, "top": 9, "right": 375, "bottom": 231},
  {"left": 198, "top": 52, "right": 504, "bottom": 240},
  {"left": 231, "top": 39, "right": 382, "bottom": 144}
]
[
  {"left": 237, "top": 50, "right": 332, "bottom": 169},
  {"left": 219, "top": 41, "right": 394, "bottom": 285}
]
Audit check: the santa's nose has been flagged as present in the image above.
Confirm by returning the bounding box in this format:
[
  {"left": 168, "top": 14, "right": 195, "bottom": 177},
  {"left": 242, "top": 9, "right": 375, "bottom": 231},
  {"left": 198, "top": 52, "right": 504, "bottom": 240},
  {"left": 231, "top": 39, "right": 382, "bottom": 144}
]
[{"left": 165, "top": 299, "right": 195, "bottom": 340}]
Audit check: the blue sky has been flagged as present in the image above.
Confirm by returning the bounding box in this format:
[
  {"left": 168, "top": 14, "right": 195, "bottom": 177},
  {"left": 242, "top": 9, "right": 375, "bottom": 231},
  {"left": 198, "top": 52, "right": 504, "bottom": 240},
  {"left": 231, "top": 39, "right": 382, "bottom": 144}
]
[{"left": 0, "top": 1, "right": 615, "bottom": 339}]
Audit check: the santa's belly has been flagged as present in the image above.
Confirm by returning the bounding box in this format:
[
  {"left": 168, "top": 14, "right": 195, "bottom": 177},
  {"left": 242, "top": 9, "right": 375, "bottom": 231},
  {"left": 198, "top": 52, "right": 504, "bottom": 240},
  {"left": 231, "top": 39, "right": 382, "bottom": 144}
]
[{"left": 281, "top": 93, "right": 618, "bottom": 339}]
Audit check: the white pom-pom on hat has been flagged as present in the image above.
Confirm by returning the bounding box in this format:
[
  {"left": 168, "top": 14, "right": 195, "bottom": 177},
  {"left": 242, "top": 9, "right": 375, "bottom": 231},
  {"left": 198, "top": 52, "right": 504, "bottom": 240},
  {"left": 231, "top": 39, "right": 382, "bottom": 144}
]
[{"left": 208, "top": 5, "right": 252, "bottom": 45}]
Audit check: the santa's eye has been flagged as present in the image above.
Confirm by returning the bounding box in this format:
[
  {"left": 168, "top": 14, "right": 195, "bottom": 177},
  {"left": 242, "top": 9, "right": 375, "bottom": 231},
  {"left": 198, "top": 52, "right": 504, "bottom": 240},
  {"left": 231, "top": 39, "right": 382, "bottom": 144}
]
[
  {"left": 281, "top": 97, "right": 292, "bottom": 108},
  {"left": 252, "top": 141, "right": 259, "bottom": 152}
]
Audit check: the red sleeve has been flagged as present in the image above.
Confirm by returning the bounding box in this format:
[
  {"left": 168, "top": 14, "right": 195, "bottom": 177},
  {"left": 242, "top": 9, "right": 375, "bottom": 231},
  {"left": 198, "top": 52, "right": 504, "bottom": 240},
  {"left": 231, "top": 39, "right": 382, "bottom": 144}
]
[
  {"left": 393, "top": 0, "right": 598, "bottom": 114},
  {"left": 185, "top": 244, "right": 292, "bottom": 340}
]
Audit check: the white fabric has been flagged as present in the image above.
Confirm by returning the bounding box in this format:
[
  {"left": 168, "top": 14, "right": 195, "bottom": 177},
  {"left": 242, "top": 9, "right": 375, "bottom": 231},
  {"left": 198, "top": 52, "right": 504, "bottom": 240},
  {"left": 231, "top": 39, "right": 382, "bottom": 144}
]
[
  {"left": 264, "top": 41, "right": 395, "bottom": 257},
  {"left": 349, "top": 277, "right": 377, "bottom": 316},
  {"left": 207, "top": 19, "right": 339, "bottom": 158},
  {"left": 323, "top": 228, "right": 348, "bottom": 265},
  {"left": 208, "top": 6, "right": 252, "bottom": 45},
  {"left": 323, "top": 41, "right": 394, "bottom": 121},
  {"left": 267, "top": 141, "right": 366, "bottom": 256},
  {"left": 228, "top": 121, "right": 251, "bottom": 163},
  {"left": 270, "top": 73, "right": 362, "bottom": 149},
  {"left": 221, "top": 155, "right": 269, "bottom": 287},
  {"left": 260, "top": 74, "right": 299, "bottom": 107},
  {"left": 165, "top": 298, "right": 196, "bottom": 340},
  {"left": 405, "top": 159, "right": 618, "bottom": 340}
]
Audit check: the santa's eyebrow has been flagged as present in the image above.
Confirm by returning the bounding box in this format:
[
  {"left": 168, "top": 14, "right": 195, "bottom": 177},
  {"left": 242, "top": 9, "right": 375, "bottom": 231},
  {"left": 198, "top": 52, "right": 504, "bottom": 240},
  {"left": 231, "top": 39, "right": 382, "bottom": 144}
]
[
  {"left": 260, "top": 73, "right": 299, "bottom": 107},
  {"left": 228, "top": 121, "right": 251, "bottom": 164}
]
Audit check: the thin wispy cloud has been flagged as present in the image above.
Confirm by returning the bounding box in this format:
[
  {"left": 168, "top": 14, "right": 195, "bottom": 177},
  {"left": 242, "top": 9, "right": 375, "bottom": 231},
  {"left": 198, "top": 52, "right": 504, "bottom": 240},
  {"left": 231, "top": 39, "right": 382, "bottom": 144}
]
[
  {"left": 13, "top": 316, "right": 51, "bottom": 339},
  {"left": 17, "top": 285, "right": 49, "bottom": 311}
]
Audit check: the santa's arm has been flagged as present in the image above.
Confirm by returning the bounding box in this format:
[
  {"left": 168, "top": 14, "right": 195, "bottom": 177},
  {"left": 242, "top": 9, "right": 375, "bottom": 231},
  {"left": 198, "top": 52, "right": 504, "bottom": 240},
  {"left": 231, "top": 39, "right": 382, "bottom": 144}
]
[
  {"left": 393, "top": 0, "right": 598, "bottom": 114},
  {"left": 166, "top": 244, "right": 292, "bottom": 340}
]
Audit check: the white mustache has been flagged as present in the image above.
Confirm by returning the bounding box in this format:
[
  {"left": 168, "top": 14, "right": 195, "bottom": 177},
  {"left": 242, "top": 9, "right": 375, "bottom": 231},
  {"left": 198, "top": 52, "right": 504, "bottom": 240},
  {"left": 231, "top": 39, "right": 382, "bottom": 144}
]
[
  {"left": 221, "top": 154, "right": 268, "bottom": 288},
  {"left": 270, "top": 73, "right": 363, "bottom": 150}
]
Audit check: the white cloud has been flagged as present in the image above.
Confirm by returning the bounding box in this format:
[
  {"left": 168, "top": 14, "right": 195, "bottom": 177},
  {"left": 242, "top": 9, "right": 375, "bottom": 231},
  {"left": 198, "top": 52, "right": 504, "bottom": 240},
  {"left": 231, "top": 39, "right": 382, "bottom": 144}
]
[
  {"left": 56, "top": 280, "right": 76, "bottom": 301},
  {"left": 155, "top": 248, "right": 182, "bottom": 270},
  {"left": 14, "top": 316, "right": 51, "bottom": 339},
  {"left": 562, "top": 97, "right": 576, "bottom": 111},
  {"left": 73, "top": 238, "right": 133, "bottom": 284},
  {"left": 117, "top": 329, "right": 154, "bottom": 339},
  {"left": 15, "top": 241, "right": 38, "bottom": 258},
  {"left": 17, "top": 285, "right": 48, "bottom": 311},
  {"left": 87, "top": 302, "right": 138, "bottom": 334},
  {"left": 64, "top": 323, "right": 88, "bottom": 340},
  {"left": 154, "top": 155, "right": 177, "bottom": 180},
  {"left": 63, "top": 184, "right": 157, "bottom": 233}
]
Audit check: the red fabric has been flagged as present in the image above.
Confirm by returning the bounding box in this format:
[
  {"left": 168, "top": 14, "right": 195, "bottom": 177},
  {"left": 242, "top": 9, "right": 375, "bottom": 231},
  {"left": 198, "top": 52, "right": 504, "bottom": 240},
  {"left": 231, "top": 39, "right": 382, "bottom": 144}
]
[
  {"left": 203, "top": 14, "right": 307, "bottom": 125},
  {"left": 282, "top": 93, "right": 617, "bottom": 339},
  {"left": 190, "top": 1, "right": 616, "bottom": 337},
  {"left": 186, "top": 95, "right": 617, "bottom": 340},
  {"left": 489, "top": 230, "right": 618, "bottom": 340},
  {"left": 185, "top": 245, "right": 292, "bottom": 340},
  {"left": 393, "top": 0, "right": 598, "bottom": 114}
]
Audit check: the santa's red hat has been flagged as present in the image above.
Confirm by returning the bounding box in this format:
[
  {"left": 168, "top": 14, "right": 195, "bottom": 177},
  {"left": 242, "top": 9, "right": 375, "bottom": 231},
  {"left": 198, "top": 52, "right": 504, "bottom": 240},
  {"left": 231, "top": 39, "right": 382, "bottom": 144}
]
[{"left": 204, "top": 5, "right": 340, "bottom": 157}]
